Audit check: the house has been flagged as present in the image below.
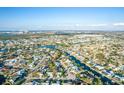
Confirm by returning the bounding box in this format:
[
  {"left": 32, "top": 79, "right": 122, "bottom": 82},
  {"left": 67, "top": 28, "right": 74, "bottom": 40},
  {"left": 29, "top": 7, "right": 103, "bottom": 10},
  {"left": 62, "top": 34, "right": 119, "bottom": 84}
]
[
  {"left": 67, "top": 72, "right": 76, "bottom": 80},
  {"left": 95, "top": 65, "right": 104, "bottom": 70},
  {"left": 47, "top": 72, "right": 53, "bottom": 78},
  {"left": 102, "top": 70, "right": 114, "bottom": 76}
]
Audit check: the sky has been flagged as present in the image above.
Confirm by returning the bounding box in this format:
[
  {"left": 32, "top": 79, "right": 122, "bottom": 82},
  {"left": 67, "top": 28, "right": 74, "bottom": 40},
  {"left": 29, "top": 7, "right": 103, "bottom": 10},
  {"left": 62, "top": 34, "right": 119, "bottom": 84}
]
[{"left": 0, "top": 7, "right": 124, "bottom": 31}]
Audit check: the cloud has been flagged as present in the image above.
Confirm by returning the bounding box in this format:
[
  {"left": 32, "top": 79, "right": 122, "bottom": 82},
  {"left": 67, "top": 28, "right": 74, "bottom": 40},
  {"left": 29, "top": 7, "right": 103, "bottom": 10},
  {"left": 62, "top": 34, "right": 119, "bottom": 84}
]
[
  {"left": 75, "top": 24, "right": 80, "bottom": 26},
  {"left": 113, "top": 23, "right": 124, "bottom": 26},
  {"left": 74, "top": 24, "right": 108, "bottom": 27},
  {"left": 88, "top": 24, "right": 108, "bottom": 27}
]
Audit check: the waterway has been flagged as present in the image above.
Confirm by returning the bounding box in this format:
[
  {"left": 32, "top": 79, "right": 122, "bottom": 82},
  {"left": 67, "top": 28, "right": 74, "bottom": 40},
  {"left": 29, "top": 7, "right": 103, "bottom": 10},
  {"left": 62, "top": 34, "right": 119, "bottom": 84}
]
[{"left": 38, "top": 45, "right": 118, "bottom": 85}]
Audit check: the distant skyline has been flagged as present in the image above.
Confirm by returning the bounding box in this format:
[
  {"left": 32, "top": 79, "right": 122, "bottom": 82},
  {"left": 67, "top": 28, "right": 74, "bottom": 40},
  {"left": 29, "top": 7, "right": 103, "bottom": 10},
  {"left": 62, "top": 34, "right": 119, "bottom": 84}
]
[{"left": 0, "top": 7, "right": 124, "bottom": 31}]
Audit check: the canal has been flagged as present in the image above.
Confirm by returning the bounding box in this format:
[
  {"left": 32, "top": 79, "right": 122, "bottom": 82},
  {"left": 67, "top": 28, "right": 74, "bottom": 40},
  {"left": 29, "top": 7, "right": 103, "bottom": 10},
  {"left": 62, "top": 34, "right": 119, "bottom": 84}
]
[{"left": 38, "top": 45, "right": 119, "bottom": 85}]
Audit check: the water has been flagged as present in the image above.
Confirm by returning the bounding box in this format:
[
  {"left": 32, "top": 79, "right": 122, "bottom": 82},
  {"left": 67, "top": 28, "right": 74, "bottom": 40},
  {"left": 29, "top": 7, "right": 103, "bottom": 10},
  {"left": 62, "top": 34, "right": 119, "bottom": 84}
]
[
  {"left": 0, "top": 49, "right": 8, "bottom": 53},
  {"left": 0, "top": 63, "right": 4, "bottom": 68},
  {"left": 65, "top": 53, "right": 118, "bottom": 84},
  {"left": 38, "top": 45, "right": 56, "bottom": 49},
  {"left": 0, "top": 33, "right": 16, "bottom": 37}
]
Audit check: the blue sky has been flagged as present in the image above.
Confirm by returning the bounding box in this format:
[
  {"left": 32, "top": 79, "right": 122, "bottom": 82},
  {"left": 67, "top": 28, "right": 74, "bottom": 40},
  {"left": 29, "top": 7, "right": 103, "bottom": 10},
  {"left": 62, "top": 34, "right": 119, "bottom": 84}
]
[{"left": 0, "top": 7, "right": 124, "bottom": 30}]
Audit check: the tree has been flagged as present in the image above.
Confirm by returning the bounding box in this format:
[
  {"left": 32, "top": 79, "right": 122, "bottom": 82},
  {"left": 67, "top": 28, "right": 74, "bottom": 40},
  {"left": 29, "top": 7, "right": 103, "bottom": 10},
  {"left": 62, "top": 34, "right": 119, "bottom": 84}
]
[
  {"left": 92, "top": 78, "right": 102, "bottom": 85},
  {"left": 95, "top": 53, "right": 105, "bottom": 64},
  {"left": 0, "top": 75, "right": 6, "bottom": 85}
]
